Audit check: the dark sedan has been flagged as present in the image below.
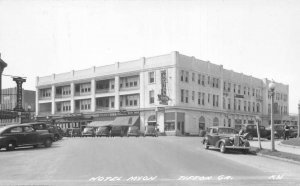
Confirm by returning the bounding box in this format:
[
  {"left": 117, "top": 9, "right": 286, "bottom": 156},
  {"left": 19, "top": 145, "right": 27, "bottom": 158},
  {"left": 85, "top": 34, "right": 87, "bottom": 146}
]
[
  {"left": 0, "top": 124, "right": 54, "bottom": 151},
  {"left": 81, "top": 127, "right": 96, "bottom": 137},
  {"left": 110, "top": 126, "right": 125, "bottom": 137}
]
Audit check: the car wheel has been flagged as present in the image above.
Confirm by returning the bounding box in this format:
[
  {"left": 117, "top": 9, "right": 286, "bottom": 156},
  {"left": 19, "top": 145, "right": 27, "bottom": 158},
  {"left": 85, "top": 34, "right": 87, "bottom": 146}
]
[
  {"left": 220, "top": 142, "right": 226, "bottom": 153},
  {"left": 54, "top": 135, "right": 59, "bottom": 141},
  {"left": 247, "top": 134, "right": 253, "bottom": 141},
  {"left": 204, "top": 140, "right": 209, "bottom": 149},
  {"left": 44, "top": 138, "right": 52, "bottom": 148},
  {"left": 6, "top": 141, "right": 16, "bottom": 151}
]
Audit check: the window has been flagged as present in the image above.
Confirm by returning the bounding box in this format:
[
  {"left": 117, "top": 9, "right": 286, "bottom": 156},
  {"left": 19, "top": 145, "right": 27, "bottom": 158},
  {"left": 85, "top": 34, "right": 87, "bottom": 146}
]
[
  {"left": 228, "top": 83, "right": 231, "bottom": 92},
  {"left": 248, "top": 102, "right": 251, "bottom": 112},
  {"left": 253, "top": 102, "right": 255, "bottom": 112},
  {"left": 192, "top": 73, "right": 195, "bottom": 82},
  {"left": 238, "top": 85, "right": 241, "bottom": 94},
  {"left": 24, "top": 126, "right": 34, "bottom": 133},
  {"left": 216, "top": 79, "right": 219, "bottom": 88},
  {"left": 223, "top": 97, "right": 226, "bottom": 109},
  {"left": 202, "top": 75, "right": 205, "bottom": 86},
  {"left": 185, "top": 71, "right": 189, "bottom": 82},
  {"left": 111, "top": 101, "right": 115, "bottom": 108},
  {"left": 198, "top": 92, "right": 201, "bottom": 105},
  {"left": 180, "top": 70, "right": 184, "bottom": 82},
  {"left": 223, "top": 81, "right": 226, "bottom": 91},
  {"left": 185, "top": 90, "right": 189, "bottom": 103},
  {"left": 149, "top": 90, "right": 154, "bottom": 104},
  {"left": 181, "top": 89, "right": 184, "bottom": 102},
  {"left": 202, "top": 93, "right": 205, "bottom": 105},
  {"left": 238, "top": 100, "right": 241, "bottom": 110},
  {"left": 228, "top": 98, "right": 231, "bottom": 110},
  {"left": 208, "top": 94, "right": 210, "bottom": 104},
  {"left": 192, "top": 91, "right": 195, "bottom": 101},
  {"left": 244, "top": 101, "right": 247, "bottom": 111},
  {"left": 198, "top": 74, "right": 201, "bottom": 84},
  {"left": 207, "top": 76, "right": 210, "bottom": 86},
  {"left": 10, "top": 127, "right": 22, "bottom": 133},
  {"left": 149, "top": 72, "right": 155, "bottom": 83},
  {"left": 134, "top": 100, "right": 137, "bottom": 106},
  {"left": 234, "top": 84, "right": 236, "bottom": 93}
]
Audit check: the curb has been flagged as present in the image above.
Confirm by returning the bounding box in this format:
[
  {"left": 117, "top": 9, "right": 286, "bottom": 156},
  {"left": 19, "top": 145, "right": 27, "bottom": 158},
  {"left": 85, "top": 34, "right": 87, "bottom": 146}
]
[
  {"left": 278, "top": 142, "right": 300, "bottom": 149},
  {"left": 256, "top": 152, "right": 300, "bottom": 165}
]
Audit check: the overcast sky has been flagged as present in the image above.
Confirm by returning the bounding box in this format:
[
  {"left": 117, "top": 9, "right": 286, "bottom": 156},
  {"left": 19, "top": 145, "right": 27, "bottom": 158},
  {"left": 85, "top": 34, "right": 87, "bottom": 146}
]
[{"left": 0, "top": 0, "right": 299, "bottom": 113}]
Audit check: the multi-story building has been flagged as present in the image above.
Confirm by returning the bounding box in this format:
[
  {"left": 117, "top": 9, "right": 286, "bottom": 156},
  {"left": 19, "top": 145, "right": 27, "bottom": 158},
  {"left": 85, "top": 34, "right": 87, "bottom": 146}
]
[
  {"left": 0, "top": 87, "right": 35, "bottom": 125},
  {"left": 36, "top": 51, "right": 289, "bottom": 135}
]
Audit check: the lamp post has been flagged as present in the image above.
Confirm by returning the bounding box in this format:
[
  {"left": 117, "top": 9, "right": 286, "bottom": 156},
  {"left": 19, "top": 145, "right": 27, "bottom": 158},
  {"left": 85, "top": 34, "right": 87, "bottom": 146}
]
[
  {"left": 298, "top": 100, "right": 300, "bottom": 138},
  {"left": 269, "top": 82, "right": 276, "bottom": 151}
]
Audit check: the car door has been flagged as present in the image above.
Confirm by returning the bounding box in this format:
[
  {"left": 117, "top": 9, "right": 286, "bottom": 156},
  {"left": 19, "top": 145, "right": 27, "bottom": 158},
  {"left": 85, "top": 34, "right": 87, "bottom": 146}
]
[
  {"left": 23, "top": 126, "right": 39, "bottom": 145},
  {"left": 7, "top": 127, "right": 25, "bottom": 146}
]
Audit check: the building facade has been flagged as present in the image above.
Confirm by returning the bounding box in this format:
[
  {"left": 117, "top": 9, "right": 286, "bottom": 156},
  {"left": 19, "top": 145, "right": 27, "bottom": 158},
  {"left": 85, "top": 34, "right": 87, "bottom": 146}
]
[{"left": 36, "top": 51, "right": 289, "bottom": 135}]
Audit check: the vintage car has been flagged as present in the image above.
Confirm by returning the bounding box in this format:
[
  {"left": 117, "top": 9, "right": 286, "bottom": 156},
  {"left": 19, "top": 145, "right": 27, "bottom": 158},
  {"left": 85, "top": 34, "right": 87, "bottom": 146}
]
[
  {"left": 144, "top": 125, "right": 158, "bottom": 137},
  {"left": 127, "top": 126, "right": 141, "bottom": 137},
  {"left": 81, "top": 127, "right": 96, "bottom": 137},
  {"left": 289, "top": 125, "right": 298, "bottom": 138},
  {"left": 202, "top": 127, "right": 250, "bottom": 153},
  {"left": 0, "top": 124, "right": 54, "bottom": 151},
  {"left": 66, "top": 128, "right": 82, "bottom": 137},
  {"left": 25, "top": 122, "right": 63, "bottom": 141},
  {"left": 95, "top": 126, "right": 111, "bottom": 137},
  {"left": 110, "top": 126, "right": 125, "bottom": 137},
  {"left": 241, "top": 124, "right": 271, "bottom": 140}
]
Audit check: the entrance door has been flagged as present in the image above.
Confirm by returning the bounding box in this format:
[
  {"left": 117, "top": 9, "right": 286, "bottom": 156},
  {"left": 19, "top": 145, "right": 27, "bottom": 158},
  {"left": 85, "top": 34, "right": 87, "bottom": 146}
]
[{"left": 181, "top": 122, "right": 185, "bottom": 135}]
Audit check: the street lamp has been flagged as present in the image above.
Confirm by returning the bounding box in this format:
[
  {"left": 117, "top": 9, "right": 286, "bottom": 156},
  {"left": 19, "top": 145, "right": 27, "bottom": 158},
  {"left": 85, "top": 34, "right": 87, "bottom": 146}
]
[
  {"left": 269, "top": 82, "right": 276, "bottom": 151},
  {"left": 298, "top": 100, "right": 300, "bottom": 138}
]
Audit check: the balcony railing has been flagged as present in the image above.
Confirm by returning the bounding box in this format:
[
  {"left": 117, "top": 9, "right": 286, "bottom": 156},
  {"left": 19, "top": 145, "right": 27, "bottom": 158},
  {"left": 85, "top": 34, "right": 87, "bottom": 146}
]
[{"left": 55, "top": 94, "right": 71, "bottom": 99}]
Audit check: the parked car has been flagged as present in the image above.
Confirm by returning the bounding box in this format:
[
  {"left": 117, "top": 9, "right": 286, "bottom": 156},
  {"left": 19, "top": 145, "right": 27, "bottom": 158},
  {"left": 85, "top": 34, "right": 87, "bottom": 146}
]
[
  {"left": 95, "top": 126, "right": 111, "bottom": 137},
  {"left": 81, "top": 127, "right": 96, "bottom": 137},
  {"left": 127, "top": 126, "right": 141, "bottom": 137},
  {"left": 289, "top": 125, "right": 298, "bottom": 138},
  {"left": 110, "top": 126, "right": 125, "bottom": 137},
  {"left": 241, "top": 124, "right": 271, "bottom": 140},
  {"left": 272, "top": 124, "right": 285, "bottom": 139},
  {"left": 66, "top": 128, "right": 82, "bottom": 137},
  {"left": 25, "top": 122, "right": 63, "bottom": 141},
  {"left": 202, "top": 126, "right": 250, "bottom": 154},
  {"left": 144, "top": 126, "right": 158, "bottom": 137},
  {"left": 0, "top": 124, "right": 54, "bottom": 151}
]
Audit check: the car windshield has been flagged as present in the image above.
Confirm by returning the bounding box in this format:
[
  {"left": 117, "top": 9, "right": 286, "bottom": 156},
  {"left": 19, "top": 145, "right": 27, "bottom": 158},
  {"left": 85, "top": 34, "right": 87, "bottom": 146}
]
[
  {"left": 218, "top": 128, "right": 236, "bottom": 134},
  {"left": 0, "top": 126, "right": 6, "bottom": 134}
]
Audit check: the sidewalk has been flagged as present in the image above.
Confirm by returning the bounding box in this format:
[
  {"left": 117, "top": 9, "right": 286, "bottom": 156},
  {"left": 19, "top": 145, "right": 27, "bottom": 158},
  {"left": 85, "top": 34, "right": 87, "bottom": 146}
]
[{"left": 250, "top": 138, "right": 300, "bottom": 156}]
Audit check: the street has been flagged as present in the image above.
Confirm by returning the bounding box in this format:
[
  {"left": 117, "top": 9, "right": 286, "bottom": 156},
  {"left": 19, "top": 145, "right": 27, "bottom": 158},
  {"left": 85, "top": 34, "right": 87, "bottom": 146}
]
[{"left": 0, "top": 137, "right": 300, "bottom": 186}]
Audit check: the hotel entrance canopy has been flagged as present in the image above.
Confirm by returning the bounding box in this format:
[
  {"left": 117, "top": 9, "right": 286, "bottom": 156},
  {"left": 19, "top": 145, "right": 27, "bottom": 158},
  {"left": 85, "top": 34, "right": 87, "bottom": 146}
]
[{"left": 88, "top": 116, "right": 140, "bottom": 127}]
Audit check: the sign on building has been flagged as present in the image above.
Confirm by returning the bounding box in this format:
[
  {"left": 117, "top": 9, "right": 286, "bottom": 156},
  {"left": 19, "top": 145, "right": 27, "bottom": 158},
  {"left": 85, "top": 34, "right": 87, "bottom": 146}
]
[{"left": 158, "top": 70, "right": 170, "bottom": 105}]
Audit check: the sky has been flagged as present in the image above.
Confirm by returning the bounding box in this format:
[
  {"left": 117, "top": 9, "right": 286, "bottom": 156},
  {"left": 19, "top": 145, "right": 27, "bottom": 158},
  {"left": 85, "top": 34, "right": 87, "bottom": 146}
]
[{"left": 0, "top": 0, "right": 299, "bottom": 113}]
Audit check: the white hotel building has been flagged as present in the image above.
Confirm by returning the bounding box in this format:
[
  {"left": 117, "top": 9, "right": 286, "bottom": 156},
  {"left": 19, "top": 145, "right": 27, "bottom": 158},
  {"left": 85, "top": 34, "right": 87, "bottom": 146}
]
[{"left": 36, "top": 51, "right": 289, "bottom": 135}]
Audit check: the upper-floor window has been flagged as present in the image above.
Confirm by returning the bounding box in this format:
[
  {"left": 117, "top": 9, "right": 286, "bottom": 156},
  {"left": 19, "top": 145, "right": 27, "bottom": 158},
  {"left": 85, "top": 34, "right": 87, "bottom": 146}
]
[
  {"left": 198, "top": 74, "right": 201, "bottom": 84},
  {"left": 223, "top": 81, "right": 226, "bottom": 91},
  {"left": 149, "top": 72, "right": 155, "bottom": 83},
  {"left": 192, "top": 91, "right": 195, "bottom": 101},
  {"left": 149, "top": 90, "right": 154, "bottom": 104},
  {"left": 238, "top": 85, "right": 241, "bottom": 94},
  {"left": 180, "top": 70, "right": 184, "bottom": 82},
  {"left": 233, "top": 84, "right": 236, "bottom": 93},
  {"left": 185, "top": 71, "right": 189, "bottom": 82},
  {"left": 185, "top": 90, "right": 189, "bottom": 103},
  {"left": 40, "top": 88, "right": 51, "bottom": 98},
  {"left": 202, "top": 75, "right": 205, "bottom": 86},
  {"left": 228, "top": 83, "right": 231, "bottom": 92},
  {"left": 181, "top": 89, "right": 184, "bottom": 102},
  {"left": 192, "top": 73, "right": 195, "bottom": 82},
  {"left": 207, "top": 76, "right": 210, "bottom": 86},
  {"left": 76, "top": 83, "right": 91, "bottom": 93}
]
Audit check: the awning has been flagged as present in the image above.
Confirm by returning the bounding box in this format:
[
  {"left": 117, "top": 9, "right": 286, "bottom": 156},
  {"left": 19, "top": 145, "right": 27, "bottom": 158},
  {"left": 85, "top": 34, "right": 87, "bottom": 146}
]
[
  {"left": 88, "top": 120, "right": 113, "bottom": 127},
  {"left": 111, "top": 116, "right": 140, "bottom": 127}
]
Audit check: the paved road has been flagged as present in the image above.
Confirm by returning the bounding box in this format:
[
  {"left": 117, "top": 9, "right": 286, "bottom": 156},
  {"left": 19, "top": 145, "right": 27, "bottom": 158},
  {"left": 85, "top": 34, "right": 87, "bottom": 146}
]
[{"left": 0, "top": 136, "right": 300, "bottom": 186}]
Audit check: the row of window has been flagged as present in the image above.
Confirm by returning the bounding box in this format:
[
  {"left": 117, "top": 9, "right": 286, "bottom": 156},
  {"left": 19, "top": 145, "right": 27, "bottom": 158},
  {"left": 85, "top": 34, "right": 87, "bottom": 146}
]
[
  {"left": 180, "top": 70, "right": 220, "bottom": 88},
  {"left": 180, "top": 89, "right": 220, "bottom": 107},
  {"left": 223, "top": 81, "right": 261, "bottom": 98},
  {"left": 223, "top": 98, "right": 261, "bottom": 113}
]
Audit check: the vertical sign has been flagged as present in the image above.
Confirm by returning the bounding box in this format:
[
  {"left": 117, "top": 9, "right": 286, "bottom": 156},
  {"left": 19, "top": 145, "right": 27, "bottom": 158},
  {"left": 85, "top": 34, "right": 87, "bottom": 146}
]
[
  {"left": 158, "top": 70, "right": 170, "bottom": 105},
  {"left": 13, "top": 77, "right": 26, "bottom": 112}
]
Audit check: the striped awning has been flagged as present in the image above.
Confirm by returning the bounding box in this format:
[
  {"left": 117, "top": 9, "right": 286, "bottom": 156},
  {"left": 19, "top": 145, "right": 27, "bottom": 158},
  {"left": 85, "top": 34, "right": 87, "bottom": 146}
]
[
  {"left": 88, "top": 120, "right": 113, "bottom": 127},
  {"left": 111, "top": 116, "right": 139, "bottom": 126}
]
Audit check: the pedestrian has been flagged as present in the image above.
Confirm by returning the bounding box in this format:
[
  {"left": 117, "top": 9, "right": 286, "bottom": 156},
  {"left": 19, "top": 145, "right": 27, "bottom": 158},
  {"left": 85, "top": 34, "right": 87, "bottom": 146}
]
[{"left": 283, "top": 123, "right": 290, "bottom": 140}]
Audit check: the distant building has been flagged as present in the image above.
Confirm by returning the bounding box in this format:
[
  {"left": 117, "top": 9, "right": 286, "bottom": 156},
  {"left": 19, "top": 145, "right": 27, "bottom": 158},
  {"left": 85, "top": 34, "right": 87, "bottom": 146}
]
[
  {"left": 0, "top": 87, "right": 35, "bottom": 125},
  {"left": 36, "top": 51, "right": 289, "bottom": 135}
]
